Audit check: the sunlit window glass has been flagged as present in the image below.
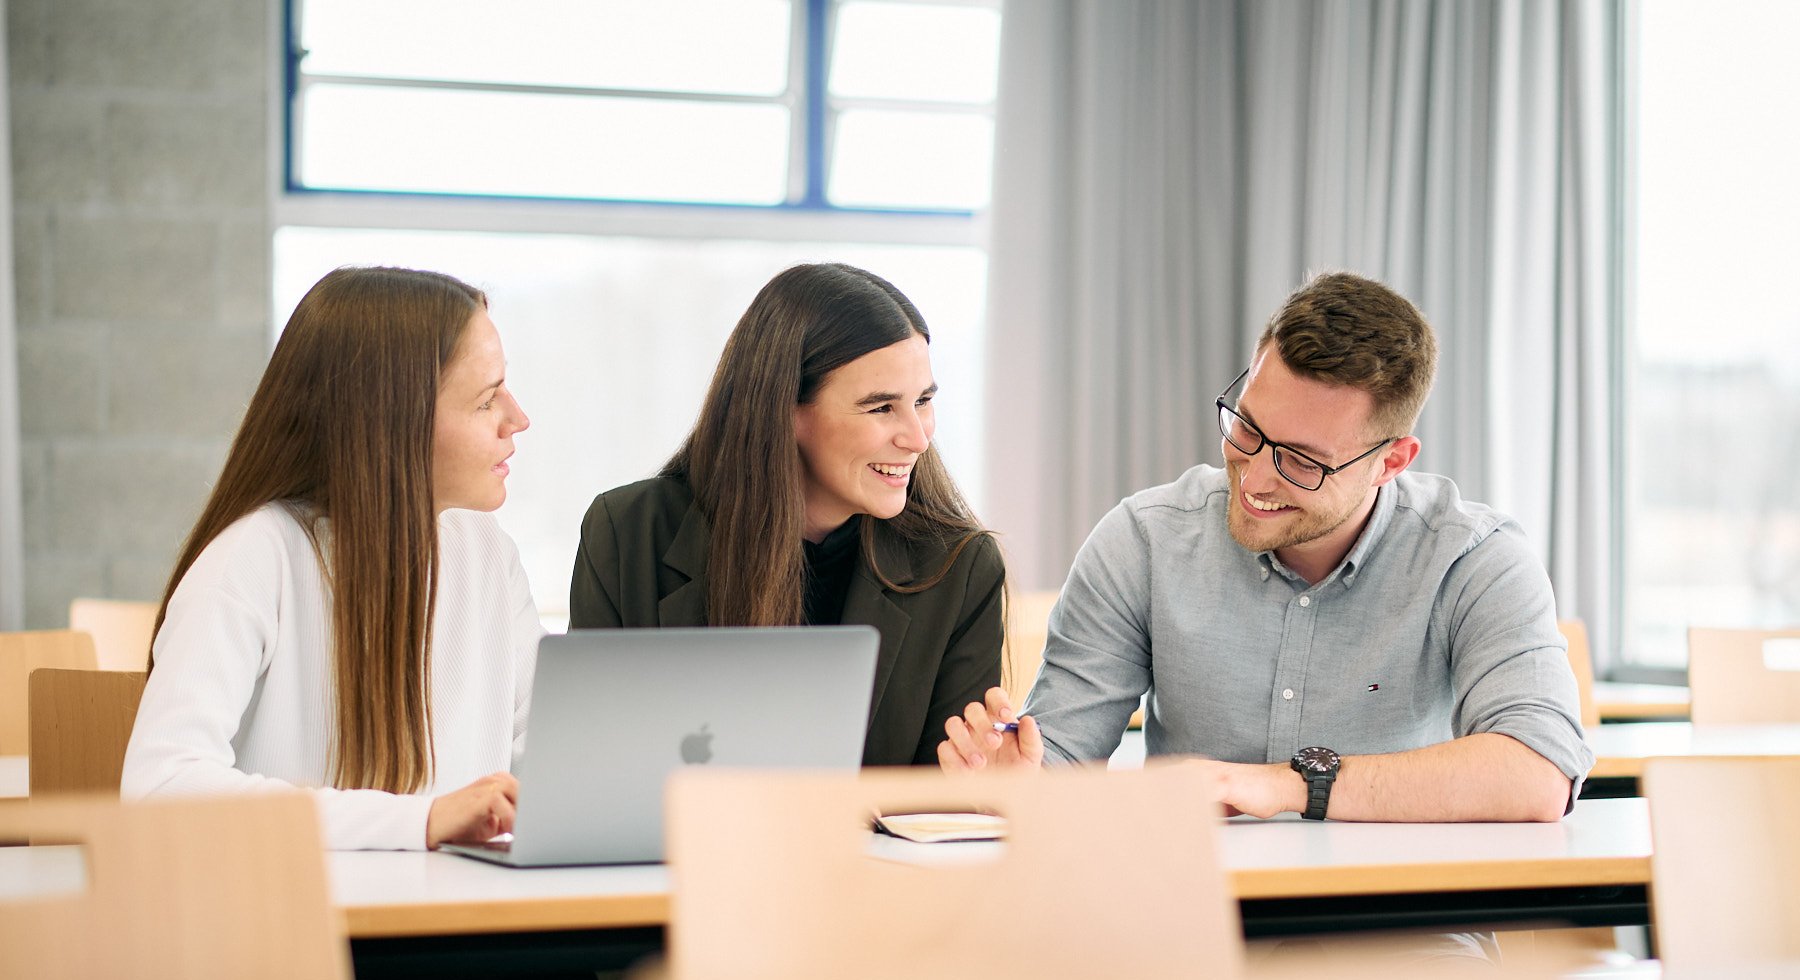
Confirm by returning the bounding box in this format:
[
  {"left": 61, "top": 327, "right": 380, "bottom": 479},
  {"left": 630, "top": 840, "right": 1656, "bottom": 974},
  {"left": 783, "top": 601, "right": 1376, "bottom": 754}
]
[
  {"left": 1626, "top": 0, "right": 1800, "bottom": 668},
  {"left": 299, "top": 84, "right": 791, "bottom": 205},
  {"left": 828, "top": 108, "right": 994, "bottom": 210},
  {"left": 829, "top": 1, "right": 1001, "bottom": 104},
  {"left": 301, "top": 0, "right": 792, "bottom": 96}
]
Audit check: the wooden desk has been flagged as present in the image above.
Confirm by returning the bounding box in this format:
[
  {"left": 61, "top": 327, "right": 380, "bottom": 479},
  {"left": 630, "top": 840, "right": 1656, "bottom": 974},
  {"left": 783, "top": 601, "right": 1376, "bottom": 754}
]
[
  {"left": 1594, "top": 681, "right": 1690, "bottom": 722},
  {"left": 0, "top": 756, "right": 26, "bottom": 799},
  {"left": 1587, "top": 721, "right": 1800, "bottom": 779},
  {"left": 0, "top": 797, "right": 1650, "bottom": 957},
  {"left": 329, "top": 852, "right": 669, "bottom": 939},
  {"left": 320, "top": 798, "right": 1651, "bottom": 937}
]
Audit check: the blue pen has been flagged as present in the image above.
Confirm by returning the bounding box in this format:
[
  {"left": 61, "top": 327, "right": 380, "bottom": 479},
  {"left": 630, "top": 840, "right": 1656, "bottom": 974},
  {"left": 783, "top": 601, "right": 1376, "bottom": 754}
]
[{"left": 991, "top": 721, "right": 1020, "bottom": 733}]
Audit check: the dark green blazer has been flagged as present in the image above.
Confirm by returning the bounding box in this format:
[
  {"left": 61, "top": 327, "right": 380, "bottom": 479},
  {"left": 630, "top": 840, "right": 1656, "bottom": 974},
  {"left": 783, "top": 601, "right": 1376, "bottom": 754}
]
[{"left": 569, "top": 477, "right": 1005, "bottom": 766}]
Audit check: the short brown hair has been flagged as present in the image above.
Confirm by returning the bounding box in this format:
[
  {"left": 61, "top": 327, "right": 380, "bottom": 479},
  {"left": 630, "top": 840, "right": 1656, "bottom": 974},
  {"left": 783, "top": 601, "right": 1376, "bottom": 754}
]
[{"left": 1256, "top": 271, "right": 1438, "bottom": 437}]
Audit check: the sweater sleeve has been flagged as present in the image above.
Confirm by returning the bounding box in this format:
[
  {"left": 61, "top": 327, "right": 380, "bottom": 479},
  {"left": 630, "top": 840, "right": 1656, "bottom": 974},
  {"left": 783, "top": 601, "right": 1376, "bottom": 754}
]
[
  {"left": 505, "top": 529, "right": 545, "bottom": 769},
  {"left": 120, "top": 514, "right": 436, "bottom": 850}
]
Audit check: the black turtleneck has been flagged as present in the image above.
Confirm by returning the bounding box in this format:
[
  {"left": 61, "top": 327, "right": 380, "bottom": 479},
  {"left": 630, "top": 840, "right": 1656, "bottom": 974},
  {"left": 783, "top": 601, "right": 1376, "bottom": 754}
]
[{"left": 803, "top": 516, "right": 863, "bottom": 626}]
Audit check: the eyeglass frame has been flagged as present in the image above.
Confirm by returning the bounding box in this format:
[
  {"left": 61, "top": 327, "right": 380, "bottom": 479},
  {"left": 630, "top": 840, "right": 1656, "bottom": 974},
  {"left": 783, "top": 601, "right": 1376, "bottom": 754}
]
[{"left": 1214, "top": 367, "right": 1394, "bottom": 491}]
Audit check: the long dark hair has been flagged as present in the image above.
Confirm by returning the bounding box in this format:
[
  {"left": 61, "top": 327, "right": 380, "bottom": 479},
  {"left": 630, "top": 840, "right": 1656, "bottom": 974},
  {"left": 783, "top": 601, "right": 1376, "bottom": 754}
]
[
  {"left": 152, "top": 266, "right": 486, "bottom": 794},
  {"left": 664, "top": 263, "right": 991, "bottom": 627}
]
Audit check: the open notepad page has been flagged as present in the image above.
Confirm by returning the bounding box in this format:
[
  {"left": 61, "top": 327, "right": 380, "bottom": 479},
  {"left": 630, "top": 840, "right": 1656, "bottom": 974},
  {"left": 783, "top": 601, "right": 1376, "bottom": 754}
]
[{"left": 873, "top": 812, "right": 1008, "bottom": 843}]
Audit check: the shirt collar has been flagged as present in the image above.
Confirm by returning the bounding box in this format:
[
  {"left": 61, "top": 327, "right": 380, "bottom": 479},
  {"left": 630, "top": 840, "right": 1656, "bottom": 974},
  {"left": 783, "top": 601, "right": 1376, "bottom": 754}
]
[
  {"left": 1335, "top": 479, "right": 1397, "bottom": 588},
  {"left": 1253, "top": 480, "right": 1398, "bottom": 590}
]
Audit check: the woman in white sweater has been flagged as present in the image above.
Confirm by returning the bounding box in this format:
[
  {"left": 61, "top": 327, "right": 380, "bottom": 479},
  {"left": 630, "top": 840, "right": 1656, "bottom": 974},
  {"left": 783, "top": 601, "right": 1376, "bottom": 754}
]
[{"left": 122, "top": 266, "right": 541, "bottom": 851}]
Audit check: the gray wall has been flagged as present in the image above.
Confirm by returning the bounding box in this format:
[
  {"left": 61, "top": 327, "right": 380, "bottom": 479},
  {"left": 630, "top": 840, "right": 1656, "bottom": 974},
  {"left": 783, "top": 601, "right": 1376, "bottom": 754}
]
[{"left": 8, "top": 0, "right": 272, "bottom": 627}]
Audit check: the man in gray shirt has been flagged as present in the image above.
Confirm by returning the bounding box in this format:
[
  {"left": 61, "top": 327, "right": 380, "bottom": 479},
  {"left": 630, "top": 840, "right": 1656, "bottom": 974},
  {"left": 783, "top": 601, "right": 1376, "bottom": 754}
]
[{"left": 942, "top": 272, "right": 1593, "bottom": 823}]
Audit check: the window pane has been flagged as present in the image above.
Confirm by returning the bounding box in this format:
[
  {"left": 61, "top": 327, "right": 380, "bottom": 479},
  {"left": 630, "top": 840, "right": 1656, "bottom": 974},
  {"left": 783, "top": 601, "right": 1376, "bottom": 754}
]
[
  {"left": 274, "top": 228, "right": 989, "bottom": 625},
  {"left": 828, "top": 109, "right": 992, "bottom": 210},
  {"left": 298, "top": 83, "right": 790, "bottom": 204},
  {"left": 301, "top": 0, "right": 793, "bottom": 97},
  {"left": 830, "top": 1, "right": 1000, "bottom": 104},
  {"left": 1626, "top": 0, "right": 1800, "bottom": 667}
]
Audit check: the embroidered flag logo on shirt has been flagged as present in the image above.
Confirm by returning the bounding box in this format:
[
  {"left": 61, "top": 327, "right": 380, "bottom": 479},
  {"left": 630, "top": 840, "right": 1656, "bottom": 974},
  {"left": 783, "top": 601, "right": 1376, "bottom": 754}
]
[{"left": 1366, "top": 683, "right": 1380, "bottom": 692}]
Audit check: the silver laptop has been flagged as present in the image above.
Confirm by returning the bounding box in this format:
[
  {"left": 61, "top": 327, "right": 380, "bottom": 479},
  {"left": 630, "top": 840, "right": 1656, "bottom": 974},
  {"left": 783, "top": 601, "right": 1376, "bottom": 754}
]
[{"left": 441, "top": 625, "right": 879, "bottom": 867}]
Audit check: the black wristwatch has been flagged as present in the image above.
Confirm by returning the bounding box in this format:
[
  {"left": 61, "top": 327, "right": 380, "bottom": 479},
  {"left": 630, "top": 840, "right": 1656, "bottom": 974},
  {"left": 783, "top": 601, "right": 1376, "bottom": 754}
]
[{"left": 1289, "top": 746, "right": 1341, "bottom": 821}]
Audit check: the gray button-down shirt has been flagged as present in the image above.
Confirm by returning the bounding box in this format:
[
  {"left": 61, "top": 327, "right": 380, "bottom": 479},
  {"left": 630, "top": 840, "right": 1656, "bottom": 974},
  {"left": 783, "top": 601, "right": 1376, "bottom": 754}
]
[{"left": 1024, "top": 465, "right": 1594, "bottom": 801}]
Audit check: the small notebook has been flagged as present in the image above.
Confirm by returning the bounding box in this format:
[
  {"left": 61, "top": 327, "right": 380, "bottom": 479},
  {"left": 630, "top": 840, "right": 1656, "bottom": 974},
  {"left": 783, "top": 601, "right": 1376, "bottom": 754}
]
[{"left": 873, "top": 812, "right": 1008, "bottom": 843}]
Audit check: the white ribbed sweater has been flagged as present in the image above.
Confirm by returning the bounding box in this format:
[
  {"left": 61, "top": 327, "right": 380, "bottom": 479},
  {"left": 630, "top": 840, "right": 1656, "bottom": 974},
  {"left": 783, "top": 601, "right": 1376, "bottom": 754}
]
[{"left": 121, "top": 503, "right": 542, "bottom": 850}]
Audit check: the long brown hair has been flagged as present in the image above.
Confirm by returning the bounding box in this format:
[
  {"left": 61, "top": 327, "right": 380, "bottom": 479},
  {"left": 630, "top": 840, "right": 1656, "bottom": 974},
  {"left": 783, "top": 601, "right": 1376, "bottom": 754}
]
[
  {"left": 151, "top": 266, "right": 485, "bottom": 794},
  {"left": 664, "top": 263, "right": 992, "bottom": 627}
]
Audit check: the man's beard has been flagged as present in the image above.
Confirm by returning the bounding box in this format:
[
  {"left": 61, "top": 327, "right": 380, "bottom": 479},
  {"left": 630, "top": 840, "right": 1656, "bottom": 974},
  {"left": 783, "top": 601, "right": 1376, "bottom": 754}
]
[{"left": 1224, "top": 459, "right": 1364, "bottom": 555}]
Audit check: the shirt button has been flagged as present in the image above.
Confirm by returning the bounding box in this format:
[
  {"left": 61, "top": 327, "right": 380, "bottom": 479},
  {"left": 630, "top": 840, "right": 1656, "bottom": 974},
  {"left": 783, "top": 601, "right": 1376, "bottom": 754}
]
[
  {"left": 1298, "top": 595, "right": 1311, "bottom": 607},
  {"left": 1282, "top": 688, "right": 1294, "bottom": 700},
  {"left": 1260, "top": 569, "right": 1270, "bottom": 581}
]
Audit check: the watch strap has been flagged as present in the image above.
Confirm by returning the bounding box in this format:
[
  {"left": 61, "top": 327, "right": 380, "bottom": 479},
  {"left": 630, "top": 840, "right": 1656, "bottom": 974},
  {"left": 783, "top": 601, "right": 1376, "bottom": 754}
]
[{"left": 1301, "top": 771, "right": 1333, "bottom": 820}]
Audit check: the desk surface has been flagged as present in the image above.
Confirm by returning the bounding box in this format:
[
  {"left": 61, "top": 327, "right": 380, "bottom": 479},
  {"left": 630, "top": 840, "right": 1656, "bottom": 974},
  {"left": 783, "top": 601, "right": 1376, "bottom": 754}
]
[
  {"left": 0, "top": 756, "right": 25, "bottom": 800},
  {"left": 1593, "top": 681, "right": 1690, "bottom": 721},
  {"left": 1587, "top": 721, "right": 1800, "bottom": 778},
  {"left": 0, "top": 798, "right": 1647, "bottom": 939}
]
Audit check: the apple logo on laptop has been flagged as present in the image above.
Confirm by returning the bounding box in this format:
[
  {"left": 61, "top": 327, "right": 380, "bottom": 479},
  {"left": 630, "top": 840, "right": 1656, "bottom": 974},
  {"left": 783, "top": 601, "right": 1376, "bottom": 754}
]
[{"left": 680, "top": 723, "right": 714, "bottom": 764}]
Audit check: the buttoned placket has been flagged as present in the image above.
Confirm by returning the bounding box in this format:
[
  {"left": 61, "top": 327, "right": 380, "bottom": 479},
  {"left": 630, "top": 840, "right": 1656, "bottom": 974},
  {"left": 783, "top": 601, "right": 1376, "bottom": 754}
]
[{"left": 1262, "top": 556, "right": 1316, "bottom": 761}]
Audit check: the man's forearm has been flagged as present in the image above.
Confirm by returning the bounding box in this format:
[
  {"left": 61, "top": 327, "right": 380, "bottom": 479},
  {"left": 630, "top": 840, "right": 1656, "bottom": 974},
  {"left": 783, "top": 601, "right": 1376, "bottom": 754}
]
[{"left": 1324, "top": 732, "right": 1572, "bottom": 822}]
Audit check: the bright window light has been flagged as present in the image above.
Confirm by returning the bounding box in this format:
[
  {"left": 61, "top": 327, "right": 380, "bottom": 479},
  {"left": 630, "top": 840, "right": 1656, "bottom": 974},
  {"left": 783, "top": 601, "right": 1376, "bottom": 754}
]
[
  {"left": 301, "top": 0, "right": 792, "bottom": 96},
  {"left": 1625, "top": 0, "right": 1800, "bottom": 667},
  {"left": 299, "top": 83, "right": 791, "bottom": 204},
  {"left": 830, "top": 1, "right": 1001, "bottom": 104},
  {"left": 828, "top": 108, "right": 993, "bottom": 210}
]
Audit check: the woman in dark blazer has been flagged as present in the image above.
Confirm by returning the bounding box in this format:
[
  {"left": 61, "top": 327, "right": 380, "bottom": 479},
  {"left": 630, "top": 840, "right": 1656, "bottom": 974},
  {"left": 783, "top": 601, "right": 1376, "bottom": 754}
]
[{"left": 570, "top": 263, "right": 1005, "bottom": 766}]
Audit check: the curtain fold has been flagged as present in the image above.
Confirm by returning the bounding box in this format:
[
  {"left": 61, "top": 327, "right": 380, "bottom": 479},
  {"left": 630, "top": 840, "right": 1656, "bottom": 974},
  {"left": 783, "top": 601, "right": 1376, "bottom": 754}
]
[
  {"left": 984, "top": 0, "right": 1621, "bottom": 664},
  {"left": 0, "top": 0, "right": 26, "bottom": 630}
]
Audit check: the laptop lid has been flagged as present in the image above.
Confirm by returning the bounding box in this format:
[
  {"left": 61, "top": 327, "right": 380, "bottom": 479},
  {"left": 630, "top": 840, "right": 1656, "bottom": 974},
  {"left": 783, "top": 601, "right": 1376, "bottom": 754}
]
[{"left": 459, "top": 625, "right": 879, "bottom": 867}]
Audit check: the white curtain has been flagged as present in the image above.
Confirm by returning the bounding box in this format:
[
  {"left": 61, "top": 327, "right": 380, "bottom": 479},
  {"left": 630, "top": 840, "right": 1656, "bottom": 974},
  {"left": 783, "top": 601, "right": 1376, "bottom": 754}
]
[
  {"left": 0, "top": 0, "right": 24, "bottom": 630},
  {"left": 983, "top": 0, "right": 1623, "bottom": 663}
]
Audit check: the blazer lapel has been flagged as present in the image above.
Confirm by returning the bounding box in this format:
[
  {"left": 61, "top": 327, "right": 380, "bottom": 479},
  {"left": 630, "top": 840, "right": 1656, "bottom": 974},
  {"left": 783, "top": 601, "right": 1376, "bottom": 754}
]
[
  {"left": 844, "top": 530, "right": 916, "bottom": 718},
  {"left": 657, "top": 503, "right": 711, "bottom": 625}
]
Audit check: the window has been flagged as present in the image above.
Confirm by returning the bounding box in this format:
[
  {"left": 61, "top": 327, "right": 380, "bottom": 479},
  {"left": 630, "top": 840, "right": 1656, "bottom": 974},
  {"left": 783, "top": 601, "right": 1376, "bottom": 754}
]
[
  {"left": 288, "top": 0, "right": 1000, "bottom": 212},
  {"left": 278, "top": 1, "right": 1003, "bottom": 622},
  {"left": 1623, "top": 0, "right": 1800, "bottom": 671}
]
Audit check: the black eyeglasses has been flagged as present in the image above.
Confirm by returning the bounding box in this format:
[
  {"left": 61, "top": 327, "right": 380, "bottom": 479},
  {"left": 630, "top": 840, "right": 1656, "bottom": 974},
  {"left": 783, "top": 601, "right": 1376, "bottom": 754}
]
[{"left": 1215, "top": 368, "right": 1392, "bottom": 491}]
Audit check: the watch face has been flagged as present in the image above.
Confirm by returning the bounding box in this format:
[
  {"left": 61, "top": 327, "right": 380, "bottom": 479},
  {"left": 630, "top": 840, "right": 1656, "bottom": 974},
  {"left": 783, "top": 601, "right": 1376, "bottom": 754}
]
[{"left": 1292, "top": 746, "right": 1340, "bottom": 773}]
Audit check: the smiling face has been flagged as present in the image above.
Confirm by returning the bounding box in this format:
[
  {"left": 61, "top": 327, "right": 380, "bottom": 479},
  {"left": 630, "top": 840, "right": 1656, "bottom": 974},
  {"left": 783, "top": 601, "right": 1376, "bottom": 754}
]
[
  {"left": 792, "top": 333, "right": 936, "bottom": 543},
  {"left": 431, "top": 309, "right": 530, "bottom": 513},
  {"left": 1222, "top": 348, "right": 1414, "bottom": 576}
]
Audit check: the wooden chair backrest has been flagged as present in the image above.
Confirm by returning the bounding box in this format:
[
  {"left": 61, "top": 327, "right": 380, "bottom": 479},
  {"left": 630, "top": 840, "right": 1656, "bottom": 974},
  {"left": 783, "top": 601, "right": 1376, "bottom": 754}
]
[
  {"left": 28, "top": 669, "right": 148, "bottom": 797},
  {"left": 1687, "top": 627, "right": 1800, "bottom": 724},
  {"left": 664, "top": 765, "right": 1242, "bottom": 980},
  {"left": 0, "top": 631, "right": 98, "bottom": 754},
  {"left": 1003, "top": 589, "right": 1060, "bottom": 706},
  {"left": 1557, "top": 618, "right": 1600, "bottom": 728},
  {"left": 1645, "top": 756, "right": 1800, "bottom": 968},
  {"left": 68, "top": 597, "right": 159, "bottom": 671},
  {"left": 0, "top": 793, "right": 349, "bottom": 979}
]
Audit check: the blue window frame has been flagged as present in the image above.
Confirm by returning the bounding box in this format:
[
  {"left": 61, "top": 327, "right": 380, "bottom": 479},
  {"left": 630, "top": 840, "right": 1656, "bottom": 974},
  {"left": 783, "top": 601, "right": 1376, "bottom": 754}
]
[{"left": 283, "top": 0, "right": 1000, "bottom": 216}]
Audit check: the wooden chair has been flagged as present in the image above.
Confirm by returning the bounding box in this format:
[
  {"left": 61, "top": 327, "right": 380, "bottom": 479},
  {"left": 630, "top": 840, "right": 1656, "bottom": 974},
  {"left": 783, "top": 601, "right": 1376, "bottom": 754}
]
[
  {"left": 1557, "top": 618, "right": 1600, "bottom": 728},
  {"left": 28, "top": 669, "right": 147, "bottom": 796},
  {"left": 663, "top": 765, "right": 1242, "bottom": 980},
  {"left": 1687, "top": 627, "right": 1800, "bottom": 724},
  {"left": 68, "top": 597, "right": 159, "bottom": 671},
  {"left": 1645, "top": 756, "right": 1800, "bottom": 970},
  {"left": 1003, "top": 589, "right": 1060, "bottom": 706},
  {"left": 0, "top": 631, "right": 97, "bottom": 755},
  {"left": 0, "top": 792, "right": 349, "bottom": 979}
]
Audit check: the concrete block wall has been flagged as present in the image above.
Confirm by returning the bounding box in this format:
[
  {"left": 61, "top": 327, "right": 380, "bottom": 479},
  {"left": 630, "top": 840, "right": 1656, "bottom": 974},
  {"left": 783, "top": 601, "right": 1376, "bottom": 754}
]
[{"left": 8, "top": 0, "right": 272, "bottom": 626}]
